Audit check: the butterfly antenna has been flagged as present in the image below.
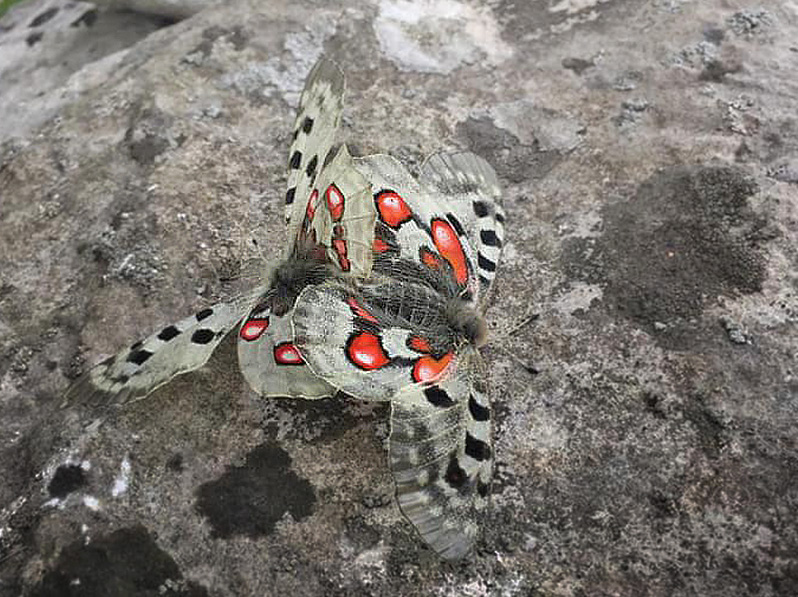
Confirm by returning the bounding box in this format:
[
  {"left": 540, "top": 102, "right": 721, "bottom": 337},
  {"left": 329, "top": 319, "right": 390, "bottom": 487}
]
[
  {"left": 485, "top": 308, "right": 540, "bottom": 375},
  {"left": 490, "top": 344, "right": 540, "bottom": 376}
]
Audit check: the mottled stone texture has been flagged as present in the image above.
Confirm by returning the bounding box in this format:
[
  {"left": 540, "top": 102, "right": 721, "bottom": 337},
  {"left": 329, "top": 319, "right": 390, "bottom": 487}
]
[{"left": 1, "top": 0, "right": 796, "bottom": 595}]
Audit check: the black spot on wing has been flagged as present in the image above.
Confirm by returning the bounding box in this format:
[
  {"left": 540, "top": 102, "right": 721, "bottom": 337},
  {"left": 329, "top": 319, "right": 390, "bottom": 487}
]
[
  {"left": 157, "top": 325, "right": 180, "bottom": 341},
  {"left": 289, "top": 150, "right": 302, "bottom": 170},
  {"left": 465, "top": 433, "right": 491, "bottom": 461},
  {"left": 477, "top": 252, "right": 497, "bottom": 272},
  {"left": 305, "top": 155, "right": 318, "bottom": 178},
  {"left": 424, "top": 386, "right": 455, "bottom": 408},
  {"left": 196, "top": 308, "right": 213, "bottom": 321},
  {"left": 302, "top": 116, "right": 314, "bottom": 134},
  {"left": 286, "top": 187, "right": 296, "bottom": 205},
  {"left": 444, "top": 455, "right": 467, "bottom": 489},
  {"left": 130, "top": 340, "right": 143, "bottom": 351},
  {"left": 495, "top": 212, "right": 505, "bottom": 224},
  {"left": 473, "top": 201, "right": 489, "bottom": 218},
  {"left": 480, "top": 229, "right": 501, "bottom": 248},
  {"left": 477, "top": 481, "right": 490, "bottom": 498},
  {"left": 323, "top": 146, "right": 337, "bottom": 168},
  {"left": 191, "top": 329, "right": 215, "bottom": 344},
  {"left": 447, "top": 213, "right": 465, "bottom": 237},
  {"left": 479, "top": 274, "right": 490, "bottom": 288},
  {"left": 468, "top": 394, "right": 490, "bottom": 421},
  {"left": 127, "top": 349, "right": 153, "bottom": 365}
]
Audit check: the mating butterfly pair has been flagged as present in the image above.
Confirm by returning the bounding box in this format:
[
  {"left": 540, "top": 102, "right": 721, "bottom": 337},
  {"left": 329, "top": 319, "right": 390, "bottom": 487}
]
[{"left": 65, "top": 58, "right": 505, "bottom": 560}]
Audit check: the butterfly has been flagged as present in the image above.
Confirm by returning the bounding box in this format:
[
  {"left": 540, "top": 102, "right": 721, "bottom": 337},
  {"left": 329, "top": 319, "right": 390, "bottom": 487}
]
[
  {"left": 64, "top": 57, "right": 376, "bottom": 407},
  {"left": 291, "top": 150, "right": 506, "bottom": 559}
]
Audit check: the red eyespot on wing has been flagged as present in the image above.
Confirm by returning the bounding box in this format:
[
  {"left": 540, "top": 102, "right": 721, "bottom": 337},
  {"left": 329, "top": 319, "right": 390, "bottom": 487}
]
[
  {"left": 420, "top": 248, "right": 442, "bottom": 269},
  {"left": 408, "top": 335, "right": 432, "bottom": 353},
  {"left": 306, "top": 189, "right": 319, "bottom": 220},
  {"left": 273, "top": 342, "right": 304, "bottom": 366},
  {"left": 346, "top": 297, "right": 378, "bottom": 323},
  {"left": 326, "top": 184, "right": 345, "bottom": 221},
  {"left": 240, "top": 317, "right": 269, "bottom": 342},
  {"left": 347, "top": 332, "right": 390, "bottom": 370},
  {"left": 375, "top": 190, "right": 412, "bottom": 229},
  {"left": 412, "top": 353, "right": 454, "bottom": 383},
  {"left": 332, "top": 238, "right": 350, "bottom": 271},
  {"left": 431, "top": 219, "right": 468, "bottom": 285},
  {"left": 373, "top": 238, "right": 390, "bottom": 253}
]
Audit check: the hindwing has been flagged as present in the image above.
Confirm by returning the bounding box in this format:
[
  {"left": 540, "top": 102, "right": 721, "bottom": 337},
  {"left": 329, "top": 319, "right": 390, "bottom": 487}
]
[
  {"left": 65, "top": 293, "right": 259, "bottom": 407},
  {"left": 292, "top": 276, "right": 470, "bottom": 400},
  {"left": 389, "top": 352, "right": 492, "bottom": 559},
  {"left": 357, "top": 152, "right": 503, "bottom": 308},
  {"left": 237, "top": 290, "right": 333, "bottom": 399},
  {"left": 418, "top": 152, "right": 505, "bottom": 302}
]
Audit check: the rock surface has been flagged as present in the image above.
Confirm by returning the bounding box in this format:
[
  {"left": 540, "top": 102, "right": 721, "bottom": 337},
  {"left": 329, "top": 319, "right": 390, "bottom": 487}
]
[{"left": 1, "top": 0, "right": 797, "bottom": 595}]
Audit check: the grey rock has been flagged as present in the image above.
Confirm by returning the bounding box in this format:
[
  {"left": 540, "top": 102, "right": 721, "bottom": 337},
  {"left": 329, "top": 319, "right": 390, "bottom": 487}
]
[{"left": 1, "top": 0, "right": 797, "bottom": 595}]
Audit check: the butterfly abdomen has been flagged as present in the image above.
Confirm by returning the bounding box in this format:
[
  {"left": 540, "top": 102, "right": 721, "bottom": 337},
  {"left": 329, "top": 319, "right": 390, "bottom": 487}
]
[{"left": 269, "top": 257, "right": 334, "bottom": 316}]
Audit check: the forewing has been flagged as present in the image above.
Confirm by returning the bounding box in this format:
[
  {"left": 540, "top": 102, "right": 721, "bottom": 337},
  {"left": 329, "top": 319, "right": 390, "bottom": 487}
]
[
  {"left": 419, "top": 152, "right": 505, "bottom": 302},
  {"left": 238, "top": 298, "right": 334, "bottom": 399},
  {"left": 285, "top": 57, "right": 345, "bottom": 232},
  {"left": 389, "top": 353, "right": 492, "bottom": 559},
  {"left": 64, "top": 296, "right": 254, "bottom": 407},
  {"left": 357, "top": 154, "right": 482, "bottom": 304},
  {"left": 292, "top": 278, "right": 460, "bottom": 401},
  {"left": 298, "top": 145, "right": 375, "bottom": 278}
]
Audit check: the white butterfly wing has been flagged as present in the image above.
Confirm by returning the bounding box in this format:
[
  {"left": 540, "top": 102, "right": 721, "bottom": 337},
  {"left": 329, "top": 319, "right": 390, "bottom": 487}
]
[
  {"left": 65, "top": 293, "right": 258, "bottom": 407},
  {"left": 418, "top": 151, "right": 505, "bottom": 303},
  {"left": 284, "top": 57, "right": 346, "bottom": 233},
  {"left": 237, "top": 295, "right": 333, "bottom": 399},
  {"left": 389, "top": 351, "right": 492, "bottom": 559}
]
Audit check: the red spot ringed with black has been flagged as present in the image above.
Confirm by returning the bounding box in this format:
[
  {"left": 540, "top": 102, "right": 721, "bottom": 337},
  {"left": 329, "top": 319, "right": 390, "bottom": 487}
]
[
  {"left": 346, "top": 332, "right": 391, "bottom": 370},
  {"left": 325, "top": 184, "right": 345, "bottom": 221},
  {"left": 411, "top": 353, "right": 453, "bottom": 383},
  {"left": 240, "top": 317, "right": 270, "bottom": 342},
  {"left": 375, "top": 190, "right": 413, "bottom": 229},
  {"left": 273, "top": 342, "right": 304, "bottom": 366},
  {"left": 430, "top": 218, "right": 469, "bottom": 285}
]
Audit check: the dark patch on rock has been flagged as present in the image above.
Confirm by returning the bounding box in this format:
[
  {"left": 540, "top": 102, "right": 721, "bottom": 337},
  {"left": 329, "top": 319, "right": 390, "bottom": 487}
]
[
  {"left": 26, "top": 31, "right": 44, "bottom": 47},
  {"left": 682, "top": 392, "right": 727, "bottom": 459},
  {"left": 457, "top": 117, "right": 561, "bottom": 184},
  {"left": 48, "top": 464, "right": 87, "bottom": 498},
  {"left": 561, "top": 166, "right": 769, "bottom": 348},
  {"left": 265, "top": 396, "right": 386, "bottom": 445},
  {"left": 195, "top": 442, "right": 315, "bottom": 538},
  {"left": 648, "top": 489, "right": 678, "bottom": 518},
  {"left": 699, "top": 58, "right": 742, "bottom": 82},
  {"left": 344, "top": 516, "right": 381, "bottom": 551},
  {"left": 186, "top": 25, "right": 249, "bottom": 62},
  {"left": 203, "top": 24, "right": 249, "bottom": 50},
  {"left": 124, "top": 107, "right": 181, "bottom": 166},
  {"left": 703, "top": 25, "right": 726, "bottom": 44},
  {"left": 495, "top": 0, "right": 615, "bottom": 46},
  {"left": 125, "top": 125, "right": 171, "bottom": 166},
  {"left": 71, "top": 8, "right": 98, "bottom": 28},
  {"left": 562, "top": 57, "right": 594, "bottom": 75},
  {"left": 29, "top": 7, "right": 59, "bottom": 28},
  {"left": 30, "top": 525, "right": 209, "bottom": 596},
  {"left": 166, "top": 452, "right": 184, "bottom": 472},
  {"left": 642, "top": 390, "right": 667, "bottom": 419}
]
